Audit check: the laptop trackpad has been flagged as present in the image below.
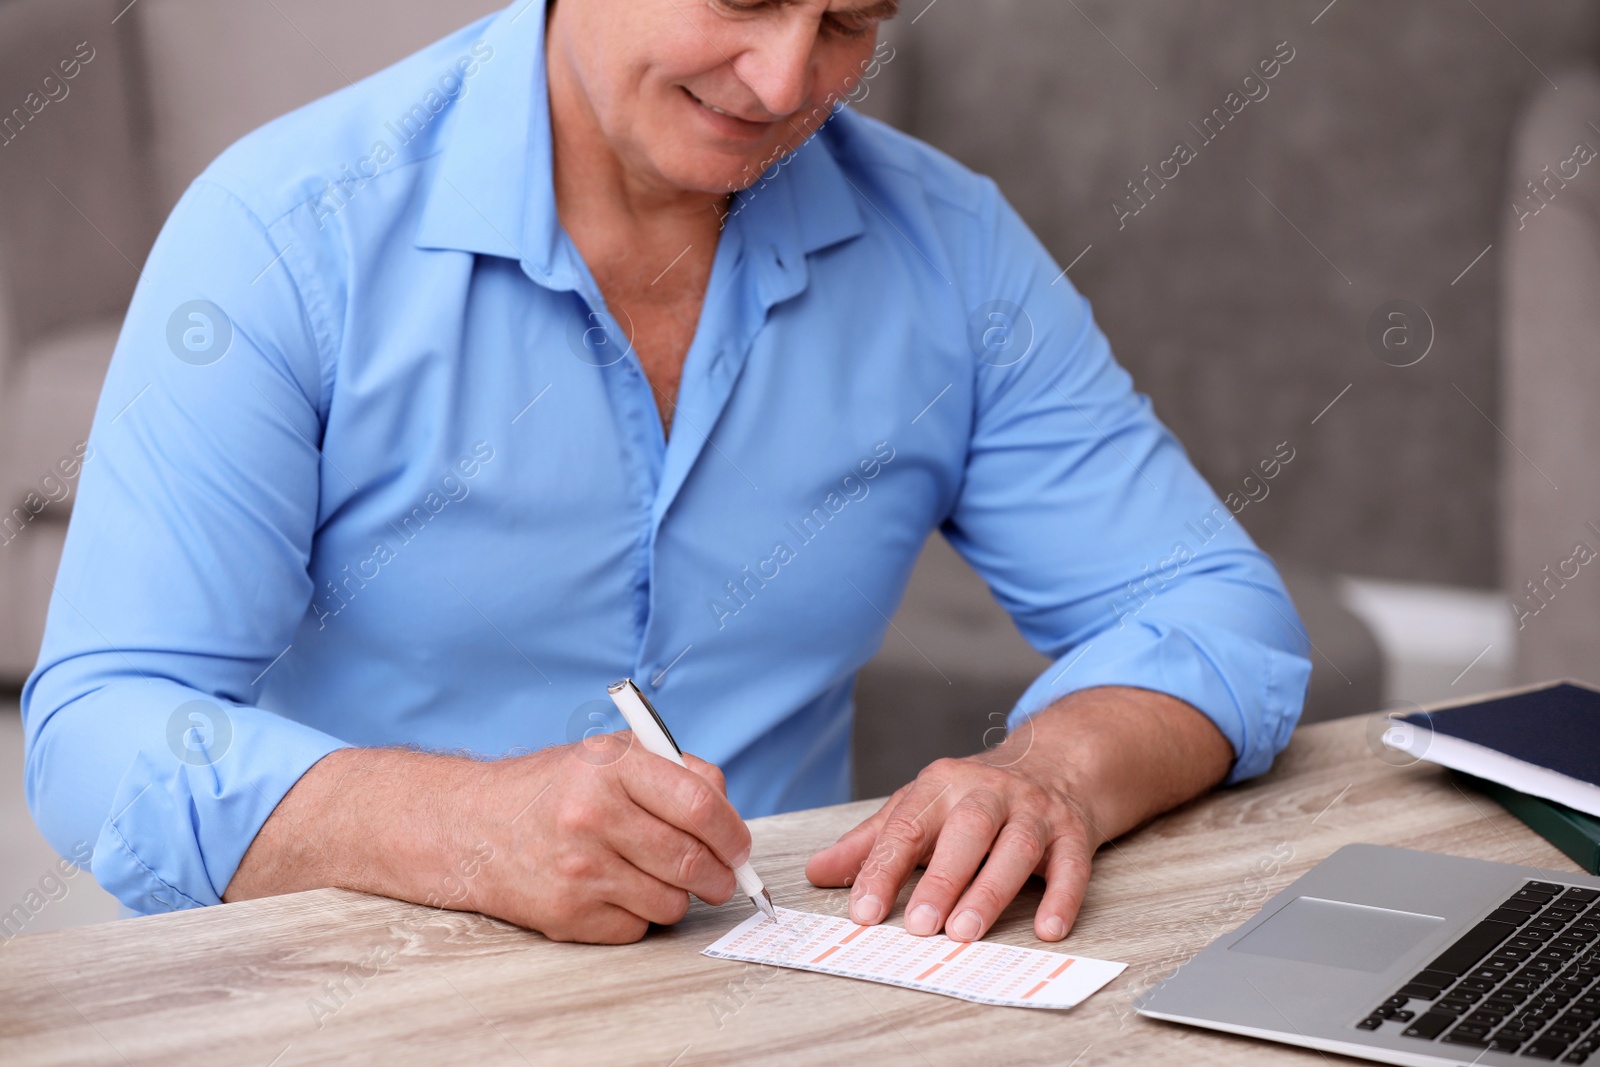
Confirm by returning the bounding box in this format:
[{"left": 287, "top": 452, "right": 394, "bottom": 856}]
[{"left": 1229, "top": 896, "right": 1446, "bottom": 973}]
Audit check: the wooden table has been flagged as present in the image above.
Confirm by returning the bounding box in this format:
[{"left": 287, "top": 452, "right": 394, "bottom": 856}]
[{"left": 0, "top": 715, "right": 1579, "bottom": 1066}]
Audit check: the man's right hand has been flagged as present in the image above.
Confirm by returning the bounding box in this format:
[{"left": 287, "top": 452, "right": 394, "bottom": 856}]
[
  {"left": 224, "top": 731, "right": 753, "bottom": 945},
  {"left": 469, "top": 732, "right": 753, "bottom": 942}
]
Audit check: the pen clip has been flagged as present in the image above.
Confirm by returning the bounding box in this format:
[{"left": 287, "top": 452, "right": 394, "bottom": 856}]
[{"left": 607, "top": 678, "right": 683, "bottom": 755}]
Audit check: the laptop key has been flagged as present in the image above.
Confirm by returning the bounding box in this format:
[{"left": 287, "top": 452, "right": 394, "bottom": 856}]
[
  {"left": 1526, "top": 882, "right": 1563, "bottom": 894},
  {"left": 1402, "top": 1012, "right": 1455, "bottom": 1039},
  {"left": 1399, "top": 983, "right": 1442, "bottom": 1000},
  {"left": 1428, "top": 919, "right": 1519, "bottom": 975},
  {"left": 1566, "top": 889, "right": 1600, "bottom": 904},
  {"left": 1526, "top": 1036, "right": 1575, "bottom": 1059},
  {"left": 1495, "top": 908, "right": 1538, "bottom": 925},
  {"left": 1443, "top": 1031, "right": 1490, "bottom": 1048},
  {"left": 1415, "top": 968, "right": 1462, "bottom": 988},
  {"left": 1356, "top": 1015, "right": 1383, "bottom": 1030}
]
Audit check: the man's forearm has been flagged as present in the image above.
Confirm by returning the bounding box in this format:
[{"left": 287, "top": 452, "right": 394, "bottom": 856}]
[
  {"left": 223, "top": 747, "right": 483, "bottom": 905},
  {"left": 994, "top": 685, "right": 1235, "bottom": 846}
]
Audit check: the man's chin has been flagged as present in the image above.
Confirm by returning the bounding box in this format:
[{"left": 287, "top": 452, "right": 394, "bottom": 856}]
[{"left": 650, "top": 147, "right": 791, "bottom": 200}]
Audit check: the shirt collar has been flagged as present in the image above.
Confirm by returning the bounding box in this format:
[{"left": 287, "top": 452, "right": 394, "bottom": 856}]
[{"left": 414, "top": 0, "right": 865, "bottom": 287}]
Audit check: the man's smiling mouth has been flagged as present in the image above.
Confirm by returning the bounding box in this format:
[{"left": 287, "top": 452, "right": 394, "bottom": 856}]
[{"left": 686, "top": 88, "right": 763, "bottom": 124}]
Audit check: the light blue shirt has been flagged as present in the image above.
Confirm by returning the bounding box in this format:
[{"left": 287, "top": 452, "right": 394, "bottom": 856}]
[{"left": 23, "top": 2, "right": 1310, "bottom": 916}]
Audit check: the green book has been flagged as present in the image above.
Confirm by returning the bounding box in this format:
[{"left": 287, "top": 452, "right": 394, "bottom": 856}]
[{"left": 1461, "top": 771, "right": 1600, "bottom": 874}]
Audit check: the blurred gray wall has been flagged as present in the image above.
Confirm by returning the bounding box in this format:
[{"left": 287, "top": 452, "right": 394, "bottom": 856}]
[{"left": 863, "top": 0, "right": 1600, "bottom": 588}]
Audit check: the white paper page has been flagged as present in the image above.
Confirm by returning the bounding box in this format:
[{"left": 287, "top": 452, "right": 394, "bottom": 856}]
[{"left": 702, "top": 907, "right": 1126, "bottom": 1009}]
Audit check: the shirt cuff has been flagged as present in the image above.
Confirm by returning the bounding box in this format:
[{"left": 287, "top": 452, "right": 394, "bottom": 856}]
[
  {"left": 1006, "top": 619, "right": 1311, "bottom": 784},
  {"left": 90, "top": 703, "right": 351, "bottom": 915}
]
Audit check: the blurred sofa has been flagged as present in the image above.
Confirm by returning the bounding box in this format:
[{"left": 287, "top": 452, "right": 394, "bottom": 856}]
[{"left": 5, "top": 0, "right": 1488, "bottom": 799}]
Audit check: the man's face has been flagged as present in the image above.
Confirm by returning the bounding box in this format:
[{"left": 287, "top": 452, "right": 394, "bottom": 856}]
[{"left": 548, "top": 0, "right": 896, "bottom": 195}]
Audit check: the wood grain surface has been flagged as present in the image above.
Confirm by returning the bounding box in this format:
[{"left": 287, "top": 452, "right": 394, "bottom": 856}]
[{"left": 0, "top": 714, "right": 1578, "bottom": 1066}]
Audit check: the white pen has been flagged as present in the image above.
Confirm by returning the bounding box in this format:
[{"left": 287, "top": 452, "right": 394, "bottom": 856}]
[{"left": 606, "top": 678, "right": 779, "bottom": 923}]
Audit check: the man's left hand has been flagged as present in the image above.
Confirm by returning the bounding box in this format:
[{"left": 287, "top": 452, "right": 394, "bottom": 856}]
[{"left": 805, "top": 685, "right": 1234, "bottom": 942}]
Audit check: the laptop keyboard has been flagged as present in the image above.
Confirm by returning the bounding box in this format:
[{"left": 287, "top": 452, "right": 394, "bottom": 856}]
[{"left": 1356, "top": 881, "right": 1600, "bottom": 1061}]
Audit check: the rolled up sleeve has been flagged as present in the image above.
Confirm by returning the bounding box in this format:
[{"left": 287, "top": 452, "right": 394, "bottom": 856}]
[
  {"left": 21, "top": 180, "right": 350, "bottom": 914},
  {"left": 947, "top": 181, "right": 1311, "bottom": 784}
]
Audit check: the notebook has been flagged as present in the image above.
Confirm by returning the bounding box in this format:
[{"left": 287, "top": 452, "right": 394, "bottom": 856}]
[
  {"left": 1382, "top": 680, "right": 1600, "bottom": 819},
  {"left": 1461, "top": 771, "right": 1600, "bottom": 874}
]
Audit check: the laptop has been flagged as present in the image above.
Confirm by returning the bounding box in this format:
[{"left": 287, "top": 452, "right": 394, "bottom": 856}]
[{"left": 1135, "top": 844, "right": 1600, "bottom": 1064}]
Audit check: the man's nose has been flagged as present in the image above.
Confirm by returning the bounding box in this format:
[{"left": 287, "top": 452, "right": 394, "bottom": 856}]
[{"left": 730, "top": 21, "right": 816, "bottom": 119}]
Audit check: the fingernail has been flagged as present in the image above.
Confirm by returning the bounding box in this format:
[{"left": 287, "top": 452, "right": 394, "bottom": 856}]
[
  {"left": 1040, "top": 915, "right": 1066, "bottom": 941},
  {"left": 851, "top": 893, "right": 884, "bottom": 925},
  {"left": 906, "top": 903, "right": 940, "bottom": 936},
  {"left": 729, "top": 846, "right": 751, "bottom": 869},
  {"left": 949, "top": 910, "right": 982, "bottom": 941}
]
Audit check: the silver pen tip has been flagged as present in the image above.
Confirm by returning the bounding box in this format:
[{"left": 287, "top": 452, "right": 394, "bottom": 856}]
[{"left": 754, "top": 887, "right": 778, "bottom": 923}]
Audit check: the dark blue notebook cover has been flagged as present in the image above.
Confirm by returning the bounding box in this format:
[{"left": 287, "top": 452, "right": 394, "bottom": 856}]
[{"left": 1400, "top": 682, "right": 1600, "bottom": 789}]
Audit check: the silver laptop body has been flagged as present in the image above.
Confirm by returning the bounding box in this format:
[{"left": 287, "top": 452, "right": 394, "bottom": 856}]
[{"left": 1135, "top": 844, "right": 1600, "bottom": 1065}]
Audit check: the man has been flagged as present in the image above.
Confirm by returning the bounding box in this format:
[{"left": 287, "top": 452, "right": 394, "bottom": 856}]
[{"left": 24, "top": 0, "right": 1310, "bottom": 945}]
